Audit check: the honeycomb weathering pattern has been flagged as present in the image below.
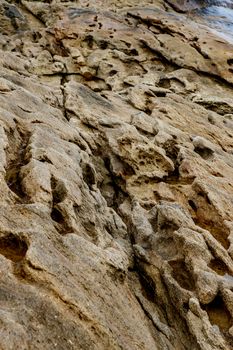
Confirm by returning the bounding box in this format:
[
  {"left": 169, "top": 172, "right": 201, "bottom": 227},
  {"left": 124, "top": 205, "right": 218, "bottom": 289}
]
[{"left": 0, "top": 0, "right": 233, "bottom": 349}]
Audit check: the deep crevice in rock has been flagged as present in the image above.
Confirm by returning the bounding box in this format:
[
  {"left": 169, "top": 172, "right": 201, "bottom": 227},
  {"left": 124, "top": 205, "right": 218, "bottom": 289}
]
[
  {"left": 208, "top": 258, "right": 231, "bottom": 276},
  {"left": 50, "top": 176, "right": 72, "bottom": 235},
  {"left": 169, "top": 259, "right": 196, "bottom": 291},
  {"left": 5, "top": 121, "right": 31, "bottom": 202},
  {"left": 0, "top": 233, "right": 28, "bottom": 263},
  {"left": 202, "top": 294, "right": 232, "bottom": 335}
]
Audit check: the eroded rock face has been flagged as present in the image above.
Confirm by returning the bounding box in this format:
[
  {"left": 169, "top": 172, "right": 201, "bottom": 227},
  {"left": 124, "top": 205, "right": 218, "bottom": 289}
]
[
  {"left": 0, "top": 0, "right": 233, "bottom": 349},
  {"left": 166, "top": 0, "right": 205, "bottom": 12}
]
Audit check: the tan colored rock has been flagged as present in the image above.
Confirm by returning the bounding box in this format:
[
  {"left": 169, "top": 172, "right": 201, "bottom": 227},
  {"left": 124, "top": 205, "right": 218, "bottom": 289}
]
[{"left": 0, "top": 0, "right": 233, "bottom": 349}]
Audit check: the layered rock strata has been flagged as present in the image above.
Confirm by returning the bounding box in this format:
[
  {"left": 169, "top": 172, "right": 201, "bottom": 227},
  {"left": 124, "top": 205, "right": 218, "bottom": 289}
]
[{"left": 0, "top": 0, "right": 233, "bottom": 349}]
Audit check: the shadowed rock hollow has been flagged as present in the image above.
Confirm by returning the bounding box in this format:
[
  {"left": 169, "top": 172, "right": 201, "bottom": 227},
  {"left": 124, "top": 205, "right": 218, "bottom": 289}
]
[{"left": 0, "top": 0, "right": 233, "bottom": 349}]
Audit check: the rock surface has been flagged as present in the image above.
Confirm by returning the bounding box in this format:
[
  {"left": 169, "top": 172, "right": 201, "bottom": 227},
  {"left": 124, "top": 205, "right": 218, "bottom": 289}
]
[{"left": 0, "top": 0, "right": 233, "bottom": 349}]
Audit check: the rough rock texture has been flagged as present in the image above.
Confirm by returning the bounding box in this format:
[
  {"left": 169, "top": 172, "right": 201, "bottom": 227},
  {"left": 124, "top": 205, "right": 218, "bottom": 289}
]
[
  {"left": 0, "top": 0, "right": 233, "bottom": 349},
  {"left": 166, "top": 0, "right": 205, "bottom": 12}
]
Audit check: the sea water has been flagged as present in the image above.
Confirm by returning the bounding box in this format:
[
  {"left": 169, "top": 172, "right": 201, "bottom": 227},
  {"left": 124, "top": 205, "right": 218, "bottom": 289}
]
[{"left": 192, "top": 0, "right": 233, "bottom": 43}]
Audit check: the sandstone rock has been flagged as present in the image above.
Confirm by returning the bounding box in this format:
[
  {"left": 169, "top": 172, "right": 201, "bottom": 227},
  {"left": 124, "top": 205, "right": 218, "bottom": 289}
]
[
  {"left": 167, "top": 0, "right": 206, "bottom": 12},
  {"left": 0, "top": 0, "right": 233, "bottom": 349}
]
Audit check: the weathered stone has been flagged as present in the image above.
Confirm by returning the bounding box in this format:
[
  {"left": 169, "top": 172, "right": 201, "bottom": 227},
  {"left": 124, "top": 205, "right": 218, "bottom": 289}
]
[{"left": 0, "top": 1, "right": 233, "bottom": 349}]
